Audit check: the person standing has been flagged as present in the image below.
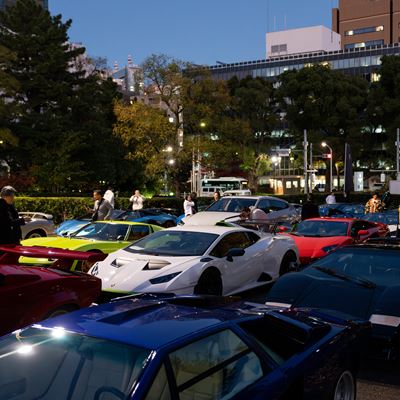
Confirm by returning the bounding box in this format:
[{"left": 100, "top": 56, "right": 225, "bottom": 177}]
[
  {"left": 365, "top": 193, "right": 382, "bottom": 214},
  {"left": 104, "top": 186, "right": 115, "bottom": 208},
  {"left": 0, "top": 186, "right": 25, "bottom": 245},
  {"left": 191, "top": 192, "right": 198, "bottom": 214},
  {"left": 130, "top": 190, "right": 144, "bottom": 210},
  {"left": 213, "top": 191, "right": 221, "bottom": 203},
  {"left": 301, "top": 194, "right": 320, "bottom": 220},
  {"left": 90, "top": 190, "right": 113, "bottom": 221},
  {"left": 183, "top": 195, "right": 195, "bottom": 217},
  {"left": 325, "top": 190, "right": 336, "bottom": 205}
]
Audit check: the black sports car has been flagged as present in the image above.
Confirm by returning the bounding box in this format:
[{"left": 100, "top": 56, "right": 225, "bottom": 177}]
[{"left": 265, "top": 242, "right": 400, "bottom": 359}]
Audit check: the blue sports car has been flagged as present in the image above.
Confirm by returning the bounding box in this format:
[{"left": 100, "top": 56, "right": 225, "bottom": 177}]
[
  {"left": 56, "top": 209, "right": 177, "bottom": 236},
  {"left": 0, "top": 295, "right": 369, "bottom": 399}
]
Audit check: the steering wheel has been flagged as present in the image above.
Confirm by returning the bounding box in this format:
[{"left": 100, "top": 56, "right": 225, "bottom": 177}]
[{"left": 94, "top": 386, "right": 126, "bottom": 400}]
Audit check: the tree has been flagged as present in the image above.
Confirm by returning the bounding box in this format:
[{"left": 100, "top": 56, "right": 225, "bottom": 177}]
[
  {"left": 0, "top": 0, "right": 121, "bottom": 192},
  {"left": 113, "top": 101, "right": 177, "bottom": 188},
  {"left": 0, "top": 44, "right": 19, "bottom": 147},
  {"left": 276, "top": 65, "right": 368, "bottom": 187}
]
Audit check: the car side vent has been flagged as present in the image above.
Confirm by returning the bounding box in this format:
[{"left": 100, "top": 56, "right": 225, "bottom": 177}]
[{"left": 98, "top": 303, "right": 164, "bottom": 325}]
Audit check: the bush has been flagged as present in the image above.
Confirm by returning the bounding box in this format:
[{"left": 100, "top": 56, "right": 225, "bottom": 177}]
[{"left": 15, "top": 193, "right": 400, "bottom": 225}]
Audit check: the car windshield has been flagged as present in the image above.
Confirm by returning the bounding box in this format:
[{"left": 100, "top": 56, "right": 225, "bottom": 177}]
[
  {"left": 364, "top": 212, "right": 398, "bottom": 225},
  {"left": 126, "top": 230, "right": 219, "bottom": 256},
  {"left": 293, "top": 220, "right": 348, "bottom": 237},
  {"left": 72, "top": 222, "right": 129, "bottom": 241},
  {"left": 311, "top": 247, "right": 400, "bottom": 286},
  {"left": 207, "top": 198, "right": 256, "bottom": 212},
  {"left": 0, "top": 327, "right": 150, "bottom": 400}
]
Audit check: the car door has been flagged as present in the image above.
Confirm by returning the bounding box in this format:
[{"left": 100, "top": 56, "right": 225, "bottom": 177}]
[{"left": 208, "top": 232, "right": 262, "bottom": 293}]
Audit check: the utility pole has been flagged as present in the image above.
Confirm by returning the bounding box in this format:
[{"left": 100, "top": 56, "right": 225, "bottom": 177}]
[
  {"left": 303, "top": 130, "right": 308, "bottom": 195},
  {"left": 397, "top": 128, "right": 400, "bottom": 180},
  {"left": 309, "top": 143, "right": 313, "bottom": 192}
]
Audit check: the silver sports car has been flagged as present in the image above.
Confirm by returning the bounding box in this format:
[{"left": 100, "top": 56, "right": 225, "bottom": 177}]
[{"left": 19, "top": 212, "right": 55, "bottom": 239}]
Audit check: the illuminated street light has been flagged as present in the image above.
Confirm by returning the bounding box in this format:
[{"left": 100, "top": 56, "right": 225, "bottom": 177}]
[
  {"left": 200, "top": 122, "right": 206, "bottom": 128},
  {"left": 168, "top": 159, "right": 175, "bottom": 165}
]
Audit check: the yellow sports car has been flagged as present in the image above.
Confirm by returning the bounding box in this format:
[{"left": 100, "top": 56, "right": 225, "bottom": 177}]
[{"left": 21, "top": 221, "right": 163, "bottom": 271}]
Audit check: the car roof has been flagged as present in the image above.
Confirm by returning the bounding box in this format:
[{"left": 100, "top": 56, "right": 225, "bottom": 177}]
[
  {"left": 219, "top": 195, "right": 288, "bottom": 202},
  {"left": 167, "top": 224, "right": 246, "bottom": 234},
  {"left": 305, "top": 218, "right": 356, "bottom": 223},
  {"left": 38, "top": 296, "right": 336, "bottom": 350}
]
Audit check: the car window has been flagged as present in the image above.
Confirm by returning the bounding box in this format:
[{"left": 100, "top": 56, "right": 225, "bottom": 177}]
[
  {"left": 269, "top": 200, "right": 288, "bottom": 211},
  {"left": 207, "top": 198, "right": 256, "bottom": 212},
  {"left": 169, "top": 329, "right": 263, "bottom": 400},
  {"left": 256, "top": 199, "right": 271, "bottom": 213},
  {"left": 144, "top": 364, "right": 171, "bottom": 400},
  {"left": 73, "top": 223, "right": 129, "bottom": 241},
  {"left": 127, "top": 225, "right": 150, "bottom": 242},
  {"left": 0, "top": 327, "right": 150, "bottom": 400},
  {"left": 293, "top": 221, "right": 349, "bottom": 237},
  {"left": 210, "top": 232, "right": 254, "bottom": 258},
  {"left": 127, "top": 231, "right": 219, "bottom": 257}
]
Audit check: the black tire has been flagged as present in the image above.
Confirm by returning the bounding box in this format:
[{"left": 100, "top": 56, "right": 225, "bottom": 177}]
[
  {"left": 194, "top": 268, "right": 223, "bottom": 296},
  {"left": 279, "top": 251, "right": 297, "bottom": 276},
  {"left": 45, "top": 305, "right": 78, "bottom": 320},
  {"left": 331, "top": 370, "right": 356, "bottom": 400},
  {"left": 25, "top": 229, "right": 46, "bottom": 239}
]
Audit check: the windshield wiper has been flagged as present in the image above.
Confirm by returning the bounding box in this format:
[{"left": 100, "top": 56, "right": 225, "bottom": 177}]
[{"left": 313, "top": 266, "right": 376, "bottom": 289}]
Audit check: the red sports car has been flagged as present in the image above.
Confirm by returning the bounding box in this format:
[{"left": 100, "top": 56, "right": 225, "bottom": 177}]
[
  {"left": 281, "top": 218, "right": 389, "bottom": 265},
  {"left": 0, "top": 246, "right": 105, "bottom": 336}
]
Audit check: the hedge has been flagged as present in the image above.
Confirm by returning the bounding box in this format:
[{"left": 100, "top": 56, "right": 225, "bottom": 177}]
[{"left": 14, "top": 193, "right": 400, "bottom": 225}]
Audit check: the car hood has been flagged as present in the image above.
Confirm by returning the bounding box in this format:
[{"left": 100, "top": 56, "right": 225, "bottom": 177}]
[
  {"left": 267, "top": 270, "right": 377, "bottom": 321},
  {"left": 287, "top": 235, "right": 351, "bottom": 259},
  {"left": 182, "top": 212, "right": 240, "bottom": 226},
  {"left": 94, "top": 252, "right": 201, "bottom": 293}
]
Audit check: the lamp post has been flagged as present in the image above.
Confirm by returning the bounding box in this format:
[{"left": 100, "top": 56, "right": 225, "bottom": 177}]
[
  {"left": 321, "top": 142, "right": 333, "bottom": 192},
  {"left": 163, "top": 146, "right": 173, "bottom": 194}
]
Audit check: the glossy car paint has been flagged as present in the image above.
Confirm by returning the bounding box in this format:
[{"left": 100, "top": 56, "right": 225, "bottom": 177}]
[
  {"left": 90, "top": 225, "right": 299, "bottom": 296},
  {"left": 20, "top": 221, "right": 162, "bottom": 267},
  {"left": 3, "top": 296, "right": 370, "bottom": 399},
  {"left": 0, "top": 246, "right": 104, "bottom": 336},
  {"left": 19, "top": 212, "right": 55, "bottom": 239},
  {"left": 265, "top": 244, "right": 400, "bottom": 356},
  {"left": 284, "top": 218, "right": 389, "bottom": 265}
]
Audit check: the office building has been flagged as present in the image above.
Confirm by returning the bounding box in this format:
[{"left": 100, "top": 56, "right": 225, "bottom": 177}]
[
  {"left": 266, "top": 25, "right": 341, "bottom": 59},
  {"left": 0, "top": 0, "right": 48, "bottom": 10},
  {"left": 208, "top": 43, "right": 400, "bottom": 83},
  {"left": 332, "top": 0, "right": 400, "bottom": 49}
]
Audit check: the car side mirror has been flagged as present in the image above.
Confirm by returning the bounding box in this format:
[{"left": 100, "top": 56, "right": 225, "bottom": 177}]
[
  {"left": 117, "top": 235, "right": 125, "bottom": 241},
  {"left": 226, "top": 248, "right": 245, "bottom": 262},
  {"left": 358, "top": 229, "right": 369, "bottom": 237}
]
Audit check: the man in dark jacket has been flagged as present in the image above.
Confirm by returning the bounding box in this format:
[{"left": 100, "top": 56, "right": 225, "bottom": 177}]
[
  {"left": 0, "top": 186, "right": 25, "bottom": 245},
  {"left": 301, "top": 194, "right": 320, "bottom": 220}
]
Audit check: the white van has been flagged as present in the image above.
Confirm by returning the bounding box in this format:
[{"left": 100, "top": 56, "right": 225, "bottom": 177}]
[
  {"left": 200, "top": 186, "right": 225, "bottom": 197},
  {"left": 222, "top": 189, "right": 252, "bottom": 197}
]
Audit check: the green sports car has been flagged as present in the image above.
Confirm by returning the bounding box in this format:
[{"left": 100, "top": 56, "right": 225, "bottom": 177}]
[{"left": 21, "top": 221, "right": 163, "bottom": 271}]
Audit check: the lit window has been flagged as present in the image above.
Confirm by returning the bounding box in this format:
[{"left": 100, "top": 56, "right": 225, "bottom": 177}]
[
  {"left": 376, "top": 26, "right": 384, "bottom": 32},
  {"left": 347, "top": 30, "right": 354, "bottom": 36},
  {"left": 371, "top": 73, "right": 381, "bottom": 82}
]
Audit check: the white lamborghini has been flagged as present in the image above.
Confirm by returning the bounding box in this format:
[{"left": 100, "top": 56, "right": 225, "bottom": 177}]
[{"left": 89, "top": 225, "right": 299, "bottom": 296}]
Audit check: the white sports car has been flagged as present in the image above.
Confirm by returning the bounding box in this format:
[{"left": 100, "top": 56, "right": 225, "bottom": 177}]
[{"left": 89, "top": 225, "right": 299, "bottom": 296}]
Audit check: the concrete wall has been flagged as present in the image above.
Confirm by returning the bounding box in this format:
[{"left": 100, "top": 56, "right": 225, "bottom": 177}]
[{"left": 266, "top": 26, "right": 341, "bottom": 59}]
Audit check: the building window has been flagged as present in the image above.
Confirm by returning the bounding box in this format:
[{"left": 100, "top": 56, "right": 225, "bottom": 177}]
[
  {"left": 371, "top": 73, "right": 381, "bottom": 82},
  {"left": 345, "top": 26, "right": 384, "bottom": 36},
  {"left": 271, "top": 44, "right": 287, "bottom": 54},
  {"left": 345, "top": 39, "right": 384, "bottom": 50}
]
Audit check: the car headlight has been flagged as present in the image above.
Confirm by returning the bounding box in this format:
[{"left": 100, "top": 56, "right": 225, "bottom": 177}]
[
  {"left": 321, "top": 245, "right": 338, "bottom": 253},
  {"left": 150, "top": 272, "right": 182, "bottom": 285}
]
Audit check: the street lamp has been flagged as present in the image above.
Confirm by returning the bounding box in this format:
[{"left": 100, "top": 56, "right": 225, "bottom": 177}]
[{"left": 321, "top": 142, "right": 333, "bottom": 191}]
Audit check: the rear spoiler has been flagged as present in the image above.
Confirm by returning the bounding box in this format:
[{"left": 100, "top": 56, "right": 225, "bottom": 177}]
[{"left": 0, "top": 246, "right": 106, "bottom": 265}]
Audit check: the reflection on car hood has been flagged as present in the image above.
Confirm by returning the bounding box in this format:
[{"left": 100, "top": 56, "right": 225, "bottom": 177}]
[
  {"left": 288, "top": 235, "right": 351, "bottom": 258},
  {"left": 182, "top": 212, "right": 240, "bottom": 226}
]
